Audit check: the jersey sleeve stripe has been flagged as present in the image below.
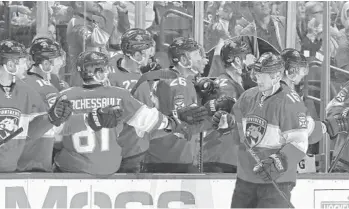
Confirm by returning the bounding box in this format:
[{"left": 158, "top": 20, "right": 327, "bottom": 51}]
[
  {"left": 127, "top": 105, "right": 161, "bottom": 135},
  {"left": 282, "top": 130, "right": 308, "bottom": 153},
  {"left": 306, "top": 116, "right": 315, "bottom": 137}
]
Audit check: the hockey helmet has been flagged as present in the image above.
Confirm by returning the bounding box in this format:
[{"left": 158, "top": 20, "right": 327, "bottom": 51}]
[
  {"left": 29, "top": 38, "right": 62, "bottom": 65},
  {"left": 0, "top": 40, "right": 26, "bottom": 61},
  {"left": 220, "top": 36, "right": 252, "bottom": 67},
  {"left": 249, "top": 52, "right": 284, "bottom": 74},
  {"left": 281, "top": 48, "right": 308, "bottom": 73},
  {"left": 168, "top": 37, "right": 200, "bottom": 65},
  {"left": 76, "top": 51, "right": 109, "bottom": 82},
  {"left": 120, "top": 28, "right": 154, "bottom": 56}
]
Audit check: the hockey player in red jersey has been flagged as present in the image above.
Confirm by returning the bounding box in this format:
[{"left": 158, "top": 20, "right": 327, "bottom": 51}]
[
  {"left": 281, "top": 48, "right": 349, "bottom": 146},
  {"left": 203, "top": 37, "right": 252, "bottom": 173},
  {"left": 53, "top": 51, "right": 208, "bottom": 175},
  {"left": 326, "top": 75, "right": 349, "bottom": 172},
  {"left": 213, "top": 52, "right": 308, "bottom": 208},
  {"left": 108, "top": 28, "right": 155, "bottom": 172},
  {"left": 0, "top": 39, "right": 73, "bottom": 172},
  {"left": 144, "top": 37, "right": 210, "bottom": 173},
  {"left": 17, "top": 37, "right": 65, "bottom": 172}
]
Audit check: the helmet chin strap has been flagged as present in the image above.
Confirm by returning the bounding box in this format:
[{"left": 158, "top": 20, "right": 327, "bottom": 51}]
[
  {"left": 262, "top": 76, "right": 281, "bottom": 97},
  {"left": 39, "top": 64, "right": 52, "bottom": 81},
  {"left": 129, "top": 54, "right": 146, "bottom": 67},
  {"left": 178, "top": 59, "right": 193, "bottom": 70},
  {"left": 3, "top": 64, "right": 17, "bottom": 84}
]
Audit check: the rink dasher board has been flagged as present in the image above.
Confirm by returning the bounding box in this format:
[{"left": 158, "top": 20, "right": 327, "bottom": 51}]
[{"left": 0, "top": 173, "right": 348, "bottom": 209}]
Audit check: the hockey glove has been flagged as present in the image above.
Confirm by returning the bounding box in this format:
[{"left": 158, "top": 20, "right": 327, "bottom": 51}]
[
  {"left": 253, "top": 152, "right": 288, "bottom": 182},
  {"left": 323, "top": 115, "right": 349, "bottom": 139},
  {"left": 204, "top": 96, "right": 236, "bottom": 116},
  {"left": 48, "top": 95, "right": 73, "bottom": 127},
  {"left": 212, "top": 110, "right": 236, "bottom": 135},
  {"left": 87, "top": 105, "right": 124, "bottom": 132},
  {"left": 194, "top": 77, "right": 219, "bottom": 104},
  {"left": 166, "top": 115, "right": 193, "bottom": 141},
  {"left": 176, "top": 105, "right": 209, "bottom": 125}
]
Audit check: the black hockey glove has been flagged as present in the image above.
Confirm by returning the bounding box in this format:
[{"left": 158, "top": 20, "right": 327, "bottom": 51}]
[
  {"left": 323, "top": 115, "right": 349, "bottom": 139},
  {"left": 194, "top": 77, "right": 219, "bottom": 104},
  {"left": 48, "top": 95, "right": 73, "bottom": 127},
  {"left": 204, "top": 96, "right": 236, "bottom": 116},
  {"left": 212, "top": 110, "right": 236, "bottom": 134},
  {"left": 87, "top": 105, "right": 124, "bottom": 132},
  {"left": 253, "top": 152, "right": 288, "bottom": 182},
  {"left": 166, "top": 115, "right": 193, "bottom": 141},
  {"left": 176, "top": 105, "right": 209, "bottom": 125}
]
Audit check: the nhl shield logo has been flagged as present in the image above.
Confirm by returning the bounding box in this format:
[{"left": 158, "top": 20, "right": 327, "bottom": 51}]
[
  {"left": 245, "top": 115, "right": 267, "bottom": 147},
  {"left": 0, "top": 108, "right": 21, "bottom": 140}
]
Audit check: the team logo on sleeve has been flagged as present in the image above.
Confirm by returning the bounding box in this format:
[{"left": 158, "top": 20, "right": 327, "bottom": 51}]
[
  {"left": 174, "top": 95, "right": 185, "bottom": 110},
  {"left": 0, "top": 108, "right": 21, "bottom": 140},
  {"left": 245, "top": 115, "right": 267, "bottom": 147},
  {"left": 335, "top": 88, "right": 348, "bottom": 103},
  {"left": 298, "top": 113, "right": 308, "bottom": 129}
]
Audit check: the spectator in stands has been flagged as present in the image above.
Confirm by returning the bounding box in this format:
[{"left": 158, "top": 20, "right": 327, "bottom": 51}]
[
  {"left": 335, "top": 1, "right": 349, "bottom": 84},
  {"left": 66, "top": 1, "right": 115, "bottom": 87},
  {"left": 240, "top": 1, "right": 286, "bottom": 52}
]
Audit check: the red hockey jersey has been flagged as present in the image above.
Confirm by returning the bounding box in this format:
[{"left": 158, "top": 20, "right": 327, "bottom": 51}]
[
  {"left": 0, "top": 81, "right": 48, "bottom": 172},
  {"left": 204, "top": 73, "right": 244, "bottom": 166},
  {"left": 326, "top": 81, "right": 349, "bottom": 166},
  {"left": 147, "top": 69, "right": 199, "bottom": 164},
  {"left": 108, "top": 58, "right": 153, "bottom": 158},
  {"left": 54, "top": 85, "right": 166, "bottom": 175},
  {"left": 17, "top": 75, "right": 58, "bottom": 171},
  {"left": 233, "top": 84, "right": 308, "bottom": 183}
]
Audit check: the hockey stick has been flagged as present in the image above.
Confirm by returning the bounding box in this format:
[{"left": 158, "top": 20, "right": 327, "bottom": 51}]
[
  {"left": 0, "top": 127, "right": 24, "bottom": 147},
  {"left": 232, "top": 110, "right": 295, "bottom": 208},
  {"left": 242, "top": 139, "right": 295, "bottom": 208},
  {"left": 328, "top": 134, "right": 349, "bottom": 173}
]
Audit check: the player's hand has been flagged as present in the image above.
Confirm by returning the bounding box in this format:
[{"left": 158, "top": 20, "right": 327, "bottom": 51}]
[
  {"left": 167, "top": 115, "right": 193, "bottom": 141},
  {"left": 193, "top": 77, "right": 219, "bottom": 103},
  {"left": 204, "top": 96, "right": 236, "bottom": 116},
  {"left": 48, "top": 95, "right": 73, "bottom": 127},
  {"left": 176, "top": 105, "right": 209, "bottom": 125},
  {"left": 87, "top": 105, "right": 124, "bottom": 132},
  {"left": 323, "top": 115, "right": 349, "bottom": 139},
  {"left": 253, "top": 152, "right": 288, "bottom": 182},
  {"left": 212, "top": 111, "right": 235, "bottom": 134}
]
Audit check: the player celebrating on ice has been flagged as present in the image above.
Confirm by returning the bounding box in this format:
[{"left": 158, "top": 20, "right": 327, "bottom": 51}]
[
  {"left": 108, "top": 28, "right": 157, "bottom": 173},
  {"left": 17, "top": 37, "right": 67, "bottom": 172},
  {"left": 53, "top": 50, "right": 208, "bottom": 175},
  {"left": 213, "top": 52, "right": 308, "bottom": 208},
  {"left": 0, "top": 39, "right": 73, "bottom": 172}
]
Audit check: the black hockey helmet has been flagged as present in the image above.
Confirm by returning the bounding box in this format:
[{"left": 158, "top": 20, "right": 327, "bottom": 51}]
[
  {"left": 281, "top": 48, "right": 308, "bottom": 73},
  {"left": 120, "top": 28, "right": 154, "bottom": 56},
  {"left": 168, "top": 37, "right": 201, "bottom": 65},
  {"left": 76, "top": 51, "right": 109, "bottom": 82},
  {"left": 220, "top": 36, "right": 252, "bottom": 67},
  {"left": 249, "top": 52, "right": 284, "bottom": 74},
  {"left": 29, "top": 37, "right": 62, "bottom": 65},
  {"left": 0, "top": 40, "right": 27, "bottom": 63}
]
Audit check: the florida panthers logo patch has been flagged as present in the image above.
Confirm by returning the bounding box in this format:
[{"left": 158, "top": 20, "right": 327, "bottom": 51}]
[
  {"left": 0, "top": 108, "right": 21, "bottom": 140},
  {"left": 174, "top": 95, "right": 185, "bottom": 110},
  {"left": 245, "top": 115, "right": 267, "bottom": 147},
  {"left": 335, "top": 88, "right": 348, "bottom": 103}
]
